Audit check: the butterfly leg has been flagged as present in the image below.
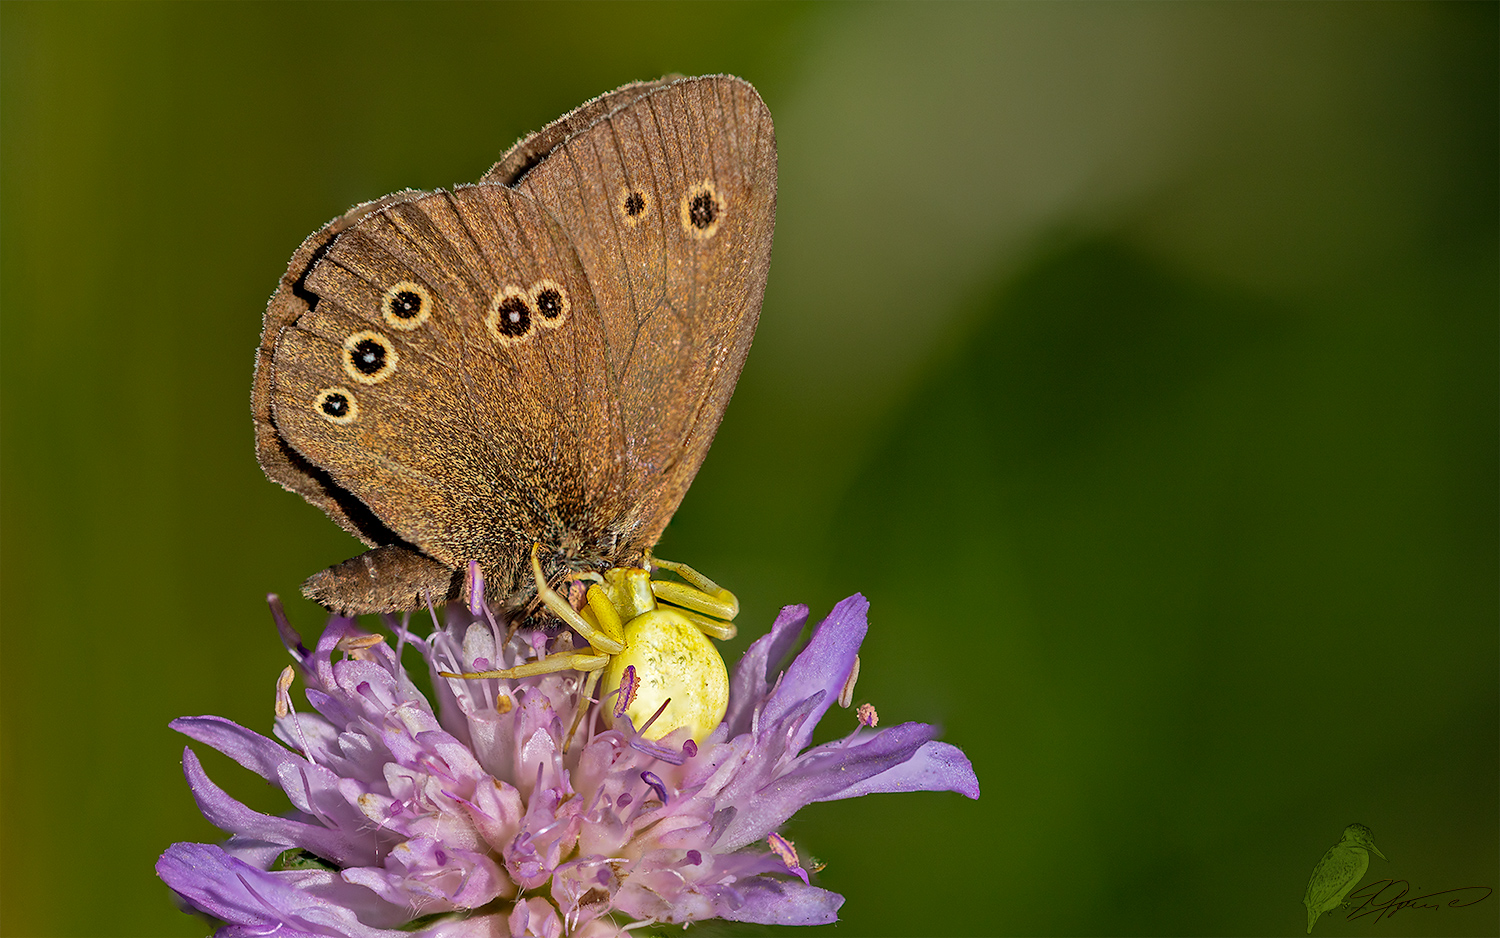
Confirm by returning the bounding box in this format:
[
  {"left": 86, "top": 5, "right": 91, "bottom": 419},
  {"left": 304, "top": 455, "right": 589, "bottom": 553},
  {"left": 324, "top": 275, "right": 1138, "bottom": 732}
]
[{"left": 646, "top": 555, "right": 739, "bottom": 640}]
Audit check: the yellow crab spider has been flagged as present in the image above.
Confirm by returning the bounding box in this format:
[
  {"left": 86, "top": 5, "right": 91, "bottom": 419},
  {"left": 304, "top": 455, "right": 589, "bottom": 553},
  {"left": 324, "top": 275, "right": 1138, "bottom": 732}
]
[{"left": 439, "top": 545, "right": 739, "bottom": 745}]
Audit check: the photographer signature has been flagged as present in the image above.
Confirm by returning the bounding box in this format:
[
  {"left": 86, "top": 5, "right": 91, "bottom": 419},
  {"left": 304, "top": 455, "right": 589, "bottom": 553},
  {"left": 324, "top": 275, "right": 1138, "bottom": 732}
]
[{"left": 1345, "top": 879, "right": 1493, "bottom": 924}]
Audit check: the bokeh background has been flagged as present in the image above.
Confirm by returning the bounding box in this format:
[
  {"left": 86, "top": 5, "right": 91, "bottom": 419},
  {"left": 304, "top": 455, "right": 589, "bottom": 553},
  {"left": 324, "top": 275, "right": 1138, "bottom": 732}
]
[{"left": 2, "top": 3, "right": 1495, "bottom": 936}]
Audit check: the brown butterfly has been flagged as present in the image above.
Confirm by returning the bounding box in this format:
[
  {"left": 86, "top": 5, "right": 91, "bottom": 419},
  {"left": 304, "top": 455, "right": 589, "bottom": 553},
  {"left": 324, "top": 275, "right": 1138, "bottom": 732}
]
[{"left": 252, "top": 75, "right": 777, "bottom": 616}]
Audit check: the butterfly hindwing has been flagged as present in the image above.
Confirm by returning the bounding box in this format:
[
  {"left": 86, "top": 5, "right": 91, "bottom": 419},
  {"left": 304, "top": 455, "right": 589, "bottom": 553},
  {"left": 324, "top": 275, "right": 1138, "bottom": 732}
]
[{"left": 266, "top": 184, "right": 627, "bottom": 599}]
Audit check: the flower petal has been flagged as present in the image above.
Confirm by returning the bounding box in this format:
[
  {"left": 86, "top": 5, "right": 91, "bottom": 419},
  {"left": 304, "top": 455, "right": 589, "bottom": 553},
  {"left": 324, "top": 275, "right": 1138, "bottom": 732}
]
[
  {"left": 508, "top": 896, "right": 563, "bottom": 938},
  {"left": 162, "top": 591, "right": 978, "bottom": 934},
  {"left": 156, "top": 842, "right": 408, "bottom": 938},
  {"left": 759, "top": 595, "right": 868, "bottom": 753},
  {"left": 818, "top": 740, "right": 980, "bottom": 801},
  {"left": 181, "top": 747, "right": 369, "bottom": 867},
  {"left": 723, "top": 604, "right": 808, "bottom": 737},
  {"left": 712, "top": 876, "right": 844, "bottom": 925},
  {"left": 715, "top": 721, "right": 940, "bottom": 850},
  {"left": 173, "top": 716, "right": 358, "bottom": 827},
  {"left": 172, "top": 715, "right": 305, "bottom": 781},
  {"left": 342, "top": 836, "right": 509, "bottom": 913}
]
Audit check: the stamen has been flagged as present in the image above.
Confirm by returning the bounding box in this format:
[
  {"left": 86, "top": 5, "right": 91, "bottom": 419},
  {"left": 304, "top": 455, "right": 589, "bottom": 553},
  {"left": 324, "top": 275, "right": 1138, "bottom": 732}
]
[
  {"left": 623, "top": 695, "right": 688, "bottom": 764},
  {"left": 612, "top": 665, "right": 639, "bottom": 719},
  {"left": 383, "top": 611, "right": 409, "bottom": 660},
  {"left": 682, "top": 738, "right": 698, "bottom": 759},
  {"left": 627, "top": 737, "right": 685, "bottom": 766},
  {"left": 857, "top": 702, "right": 879, "bottom": 727},
  {"left": 274, "top": 667, "right": 295, "bottom": 718},
  {"left": 639, "top": 771, "right": 669, "bottom": 805},
  {"left": 768, "top": 832, "right": 810, "bottom": 885},
  {"left": 274, "top": 666, "right": 317, "bottom": 766},
  {"left": 838, "top": 654, "right": 860, "bottom": 708},
  {"left": 421, "top": 588, "right": 443, "bottom": 635},
  {"left": 636, "top": 696, "right": 672, "bottom": 737},
  {"left": 564, "top": 670, "right": 601, "bottom": 752},
  {"left": 465, "top": 561, "right": 485, "bottom": 616},
  {"left": 338, "top": 633, "right": 385, "bottom": 660}
]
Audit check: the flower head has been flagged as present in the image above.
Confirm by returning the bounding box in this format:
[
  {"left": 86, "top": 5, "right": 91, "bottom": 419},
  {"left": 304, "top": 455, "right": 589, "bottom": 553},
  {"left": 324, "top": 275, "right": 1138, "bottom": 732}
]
[{"left": 158, "top": 591, "right": 979, "bottom": 936}]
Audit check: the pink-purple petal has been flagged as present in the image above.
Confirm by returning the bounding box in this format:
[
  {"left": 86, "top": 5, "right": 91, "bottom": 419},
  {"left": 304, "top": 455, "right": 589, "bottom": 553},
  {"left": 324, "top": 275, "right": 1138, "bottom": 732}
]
[
  {"left": 172, "top": 715, "right": 308, "bottom": 782},
  {"left": 156, "top": 842, "right": 408, "bottom": 938},
  {"left": 716, "top": 721, "right": 943, "bottom": 850},
  {"left": 724, "top": 604, "right": 809, "bottom": 736},
  {"left": 713, "top": 876, "right": 845, "bottom": 925},
  {"left": 819, "top": 739, "right": 981, "bottom": 801},
  {"left": 181, "top": 747, "right": 368, "bottom": 866},
  {"left": 759, "top": 595, "right": 869, "bottom": 753},
  {"left": 173, "top": 716, "right": 357, "bottom": 828},
  {"left": 161, "top": 592, "right": 978, "bottom": 935}
]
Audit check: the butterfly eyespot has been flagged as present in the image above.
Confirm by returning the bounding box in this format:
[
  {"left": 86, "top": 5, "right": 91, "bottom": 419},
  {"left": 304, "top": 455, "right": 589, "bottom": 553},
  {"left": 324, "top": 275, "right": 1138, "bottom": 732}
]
[
  {"left": 486, "top": 286, "right": 535, "bottom": 345},
  {"left": 680, "top": 180, "right": 723, "bottom": 239},
  {"left": 314, "top": 387, "right": 358, "bottom": 425},
  {"left": 530, "top": 279, "right": 570, "bottom": 328},
  {"left": 381, "top": 280, "right": 431, "bottom": 331},
  {"left": 620, "top": 188, "right": 650, "bottom": 225},
  {"left": 342, "top": 331, "right": 398, "bottom": 384}
]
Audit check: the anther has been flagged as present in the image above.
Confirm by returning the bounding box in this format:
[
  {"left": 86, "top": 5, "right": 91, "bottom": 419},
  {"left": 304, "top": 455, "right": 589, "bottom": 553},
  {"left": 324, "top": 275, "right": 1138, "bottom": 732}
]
[
  {"left": 768, "top": 833, "right": 810, "bottom": 885},
  {"left": 275, "top": 666, "right": 295, "bottom": 718},
  {"left": 857, "top": 702, "right": 879, "bottom": 728},
  {"left": 465, "top": 561, "right": 485, "bottom": 616},
  {"left": 338, "top": 633, "right": 385, "bottom": 660},
  {"left": 838, "top": 654, "right": 860, "bottom": 708},
  {"left": 612, "top": 665, "right": 639, "bottom": 719},
  {"left": 640, "top": 771, "right": 669, "bottom": 805},
  {"left": 268, "top": 594, "right": 308, "bottom": 657}
]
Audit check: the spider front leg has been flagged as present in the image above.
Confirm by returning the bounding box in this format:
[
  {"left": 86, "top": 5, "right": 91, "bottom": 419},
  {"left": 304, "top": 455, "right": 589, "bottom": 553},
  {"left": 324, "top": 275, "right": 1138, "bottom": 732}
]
[
  {"left": 530, "top": 544, "right": 624, "bottom": 654},
  {"left": 437, "top": 545, "right": 623, "bottom": 681},
  {"left": 443, "top": 550, "right": 740, "bottom": 747},
  {"left": 437, "top": 649, "right": 610, "bottom": 681}
]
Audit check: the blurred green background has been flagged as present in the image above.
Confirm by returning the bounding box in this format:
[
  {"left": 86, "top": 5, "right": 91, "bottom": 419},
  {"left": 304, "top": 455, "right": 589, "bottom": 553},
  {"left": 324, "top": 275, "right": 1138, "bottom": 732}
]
[{"left": 2, "top": 3, "right": 1494, "bottom": 936}]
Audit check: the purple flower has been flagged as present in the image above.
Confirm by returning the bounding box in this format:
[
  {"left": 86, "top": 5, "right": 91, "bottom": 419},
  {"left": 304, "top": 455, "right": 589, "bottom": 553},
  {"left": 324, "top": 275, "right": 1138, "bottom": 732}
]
[{"left": 157, "top": 593, "right": 980, "bottom": 936}]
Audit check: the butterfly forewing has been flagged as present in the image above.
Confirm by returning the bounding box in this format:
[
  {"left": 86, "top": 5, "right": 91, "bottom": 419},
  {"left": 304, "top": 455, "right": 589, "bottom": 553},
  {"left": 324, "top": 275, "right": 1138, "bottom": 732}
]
[
  {"left": 488, "top": 78, "right": 673, "bottom": 186},
  {"left": 501, "top": 75, "right": 777, "bottom": 548}
]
